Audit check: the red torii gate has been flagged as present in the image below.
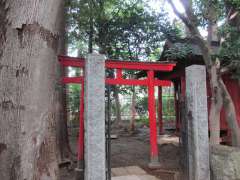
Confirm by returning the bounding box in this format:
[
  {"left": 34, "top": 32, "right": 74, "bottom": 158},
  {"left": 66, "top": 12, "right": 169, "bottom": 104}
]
[{"left": 59, "top": 55, "right": 176, "bottom": 166}]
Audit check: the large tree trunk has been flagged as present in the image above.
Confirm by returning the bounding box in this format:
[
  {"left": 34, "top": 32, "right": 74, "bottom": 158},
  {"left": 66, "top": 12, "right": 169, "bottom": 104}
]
[
  {"left": 206, "top": 8, "right": 223, "bottom": 145},
  {"left": 0, "top": 0, "right": 63, "bottom": 179},
  {"left": 209, "top": 65, "right": 223, "bottom": 144},
  {"left": 206, "top": 4, "right": 240, "bottom": 145},
  {"left": 208, "top": 1, "right": 240, "bottom": 145}
]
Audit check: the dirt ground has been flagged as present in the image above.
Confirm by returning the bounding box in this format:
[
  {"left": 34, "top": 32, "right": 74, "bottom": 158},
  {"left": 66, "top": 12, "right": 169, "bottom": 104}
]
[
  {"left": 60, "top": 126, "right": 182, "bottom": 180},
  {"left": 111, "top": 126, "right": 181, "bottom": 180}
]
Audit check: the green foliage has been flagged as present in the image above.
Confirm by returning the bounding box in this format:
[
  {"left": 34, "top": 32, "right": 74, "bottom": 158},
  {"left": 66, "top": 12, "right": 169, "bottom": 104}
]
[
  {"left": 137, "top": 116, "right": 149, "bottom": 126},
  {"left": 136, "top": 95, "right": 148, "bottom": 115},
  {"left": 66, "top": 84, "right": 81, "bottom": 113},
  {"left": 219, "top": 26, "right": 240, "bottom": 60},
  {"left": 217, "top": 0, "right": 240, "bottom": 80},
  {"left": 192, "top": 0, "right": 225, "bottom": 27},
  {"left": 149, "top": 47, "right": 162, "bottom": 60},
  {"left": 135, "top": 89, "right": 176, "bottom": 121},
  {"left": 95, "top": 1, "right": 178, "bottom": 61},
  {"left": 162, "top": 95, "right": 175, "bottom": 118},
  {"left": 231, "top": 0, "right": 240, "bottom": 10},
  {"left": 67, "top": 0, "right": 181, "bottom": 59},
  {"left": 218, "top": 24, "right": 240, "bottom": 80}
]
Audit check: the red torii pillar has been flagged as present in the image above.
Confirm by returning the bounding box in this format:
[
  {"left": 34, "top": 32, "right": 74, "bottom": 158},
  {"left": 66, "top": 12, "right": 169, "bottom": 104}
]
[{"left": 148, "top": 70, "right": 160, "bottom": 167}]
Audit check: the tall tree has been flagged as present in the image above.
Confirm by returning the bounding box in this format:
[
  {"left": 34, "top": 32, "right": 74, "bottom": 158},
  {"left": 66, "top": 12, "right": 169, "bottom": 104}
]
[
  {"left": 168, "top": 0, "right": 240, "bottom": 146},
  {"left": 0, "top": 0, "right": 64, "bottom": 179}
]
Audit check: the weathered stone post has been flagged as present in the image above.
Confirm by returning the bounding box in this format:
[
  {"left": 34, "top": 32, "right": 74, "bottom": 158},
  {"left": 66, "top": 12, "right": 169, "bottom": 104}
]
[
  {"left": 84, "top": 53, "right": 106, "bottom": 180},
  {"left": 186, "top": 65, "right": 210, "bottom": 180}
]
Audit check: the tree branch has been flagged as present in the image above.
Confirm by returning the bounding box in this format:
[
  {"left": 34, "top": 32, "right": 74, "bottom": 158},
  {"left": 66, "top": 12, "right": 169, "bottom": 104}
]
[{"left": 168, "top": 0, "right": 213, "bottom": 68}]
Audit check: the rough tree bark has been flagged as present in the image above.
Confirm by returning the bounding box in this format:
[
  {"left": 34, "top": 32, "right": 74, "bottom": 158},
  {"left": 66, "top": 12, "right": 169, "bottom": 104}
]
[
  {"left": 207, "top": 11, "right": 222, "bottom": 144},
  {"left": 0, "top": 0, "right": 64, "bottom": 179},
  {"left": 168, "top": 0, "right": 240, "bottom": 146},
  {"left": 208, "top": 64, "right": 223, "bottom": 144}
]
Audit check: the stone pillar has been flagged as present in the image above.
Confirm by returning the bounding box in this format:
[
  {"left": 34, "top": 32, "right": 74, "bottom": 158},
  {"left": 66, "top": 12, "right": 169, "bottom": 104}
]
[
  {"left": 185, "top": 65, "right": 210, "bottom": 180},
  {"left": 84, "top": 53, "right": 106, "bottom": 180}
]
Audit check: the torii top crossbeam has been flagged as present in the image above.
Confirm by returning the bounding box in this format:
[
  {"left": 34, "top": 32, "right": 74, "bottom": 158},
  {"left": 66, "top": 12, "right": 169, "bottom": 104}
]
[
  {"left": 59, "top": 55, "right": 175, "bottom": 70},
  {"left": 59, "top": 55, "right": 176, "bottom": 86}
]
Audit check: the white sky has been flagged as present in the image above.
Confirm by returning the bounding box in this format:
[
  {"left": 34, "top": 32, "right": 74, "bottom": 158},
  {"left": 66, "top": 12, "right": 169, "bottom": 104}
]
[
  {"left": 148, "top": 0, "right": 185, "bottom": 20},
  {"left": 148, "top": 0, "right": 208, "bottom": 37}
]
